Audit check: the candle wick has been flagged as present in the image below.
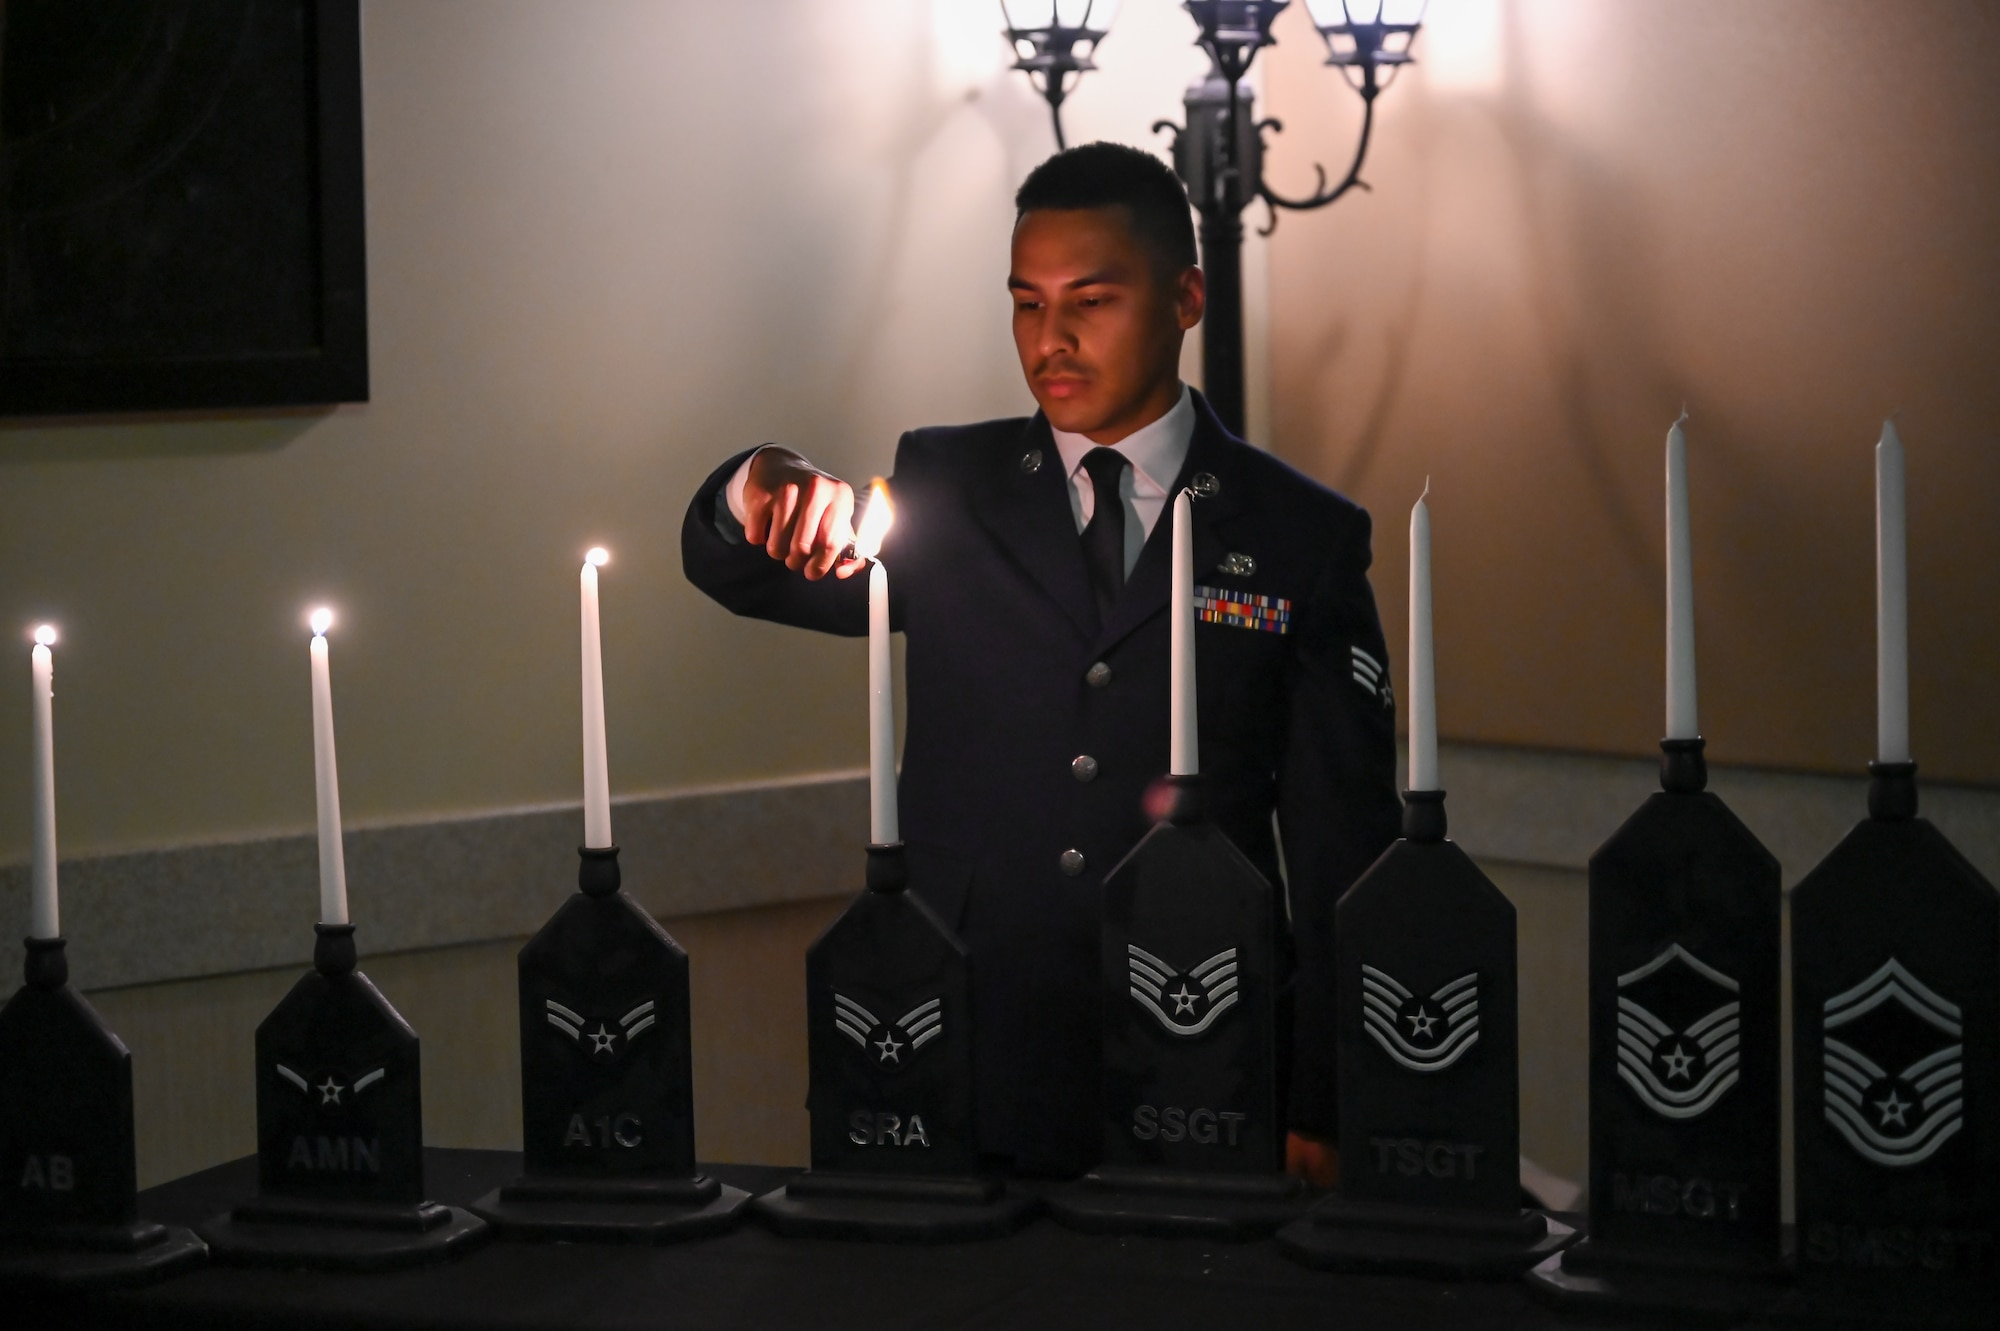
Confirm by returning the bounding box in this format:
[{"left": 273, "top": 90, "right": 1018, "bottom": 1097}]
[
  {"left": 1418, "top": 475, "right": 1431, "bottom": 504},
  {"left": 1675, "top": 404, "right": 1689, "bottom": 427}
]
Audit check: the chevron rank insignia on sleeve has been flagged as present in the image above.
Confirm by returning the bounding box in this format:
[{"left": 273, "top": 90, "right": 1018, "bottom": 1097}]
[{"left": 1351, "top": 645, "right": 1393, "bottom": 709}]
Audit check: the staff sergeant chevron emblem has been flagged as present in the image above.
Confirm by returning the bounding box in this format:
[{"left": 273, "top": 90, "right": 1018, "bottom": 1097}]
[
  {"left": 1822, "top": 957, "right": 1964, "bottom": 1169},
  {"left": 1615, "top": 943, "right": 1742, "bottom": 1120},
  {"left": 833, "top": 992, "right": 944, "bottom": 1069},
  {"left": 1360, "top": 965, "right": 1481, "bottom": 1073},
  {"left": 1128, "top": 944, "right": 1240, "bottom": 1037},
  {"left": 544, "top": 997, "right": 658, "bottom": 1064}
]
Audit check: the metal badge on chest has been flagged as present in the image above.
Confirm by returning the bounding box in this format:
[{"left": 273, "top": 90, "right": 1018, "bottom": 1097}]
[{"left": 468, "top": 846, "right": 752, "bottom": 1241}]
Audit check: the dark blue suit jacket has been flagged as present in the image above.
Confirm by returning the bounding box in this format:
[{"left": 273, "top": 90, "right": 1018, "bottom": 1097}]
[{"left": 682, "top": 390, "right": 1399, "bottom": 1173}]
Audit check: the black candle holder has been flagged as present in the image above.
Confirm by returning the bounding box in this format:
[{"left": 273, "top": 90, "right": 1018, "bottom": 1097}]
[
  {"left": 1047, "top": 776, "right": 1308, "bottom": 1238},
  {"left": 469, "top": 846, "right": 751, "bottom": 1241},
  {"left": 0, "top": 938, "right": 207, "bottom": 1290},
  {"left": 1526, "top": 738, "right": 1790, "bottom": 1319},
  {"left": 751, "top": 843, "right": 1037, "bottom": 1241},
  {"left": 1775, "top": 762, "right": 1999, "bottom": 1327},
  {"left": 1277, "top": 791, "right": 1576, "bottom": 1276},
  {"left": 195, "top": 923, "right": 488, "bottom": 1270}
]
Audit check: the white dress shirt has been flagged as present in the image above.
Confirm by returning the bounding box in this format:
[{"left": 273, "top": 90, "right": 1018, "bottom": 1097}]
[
  {"left": 724, "top": 383, "right": 1196, "bottom": 579},
  {"left": 1050, "top": 383, "right": 1195, "bottom": 577}
]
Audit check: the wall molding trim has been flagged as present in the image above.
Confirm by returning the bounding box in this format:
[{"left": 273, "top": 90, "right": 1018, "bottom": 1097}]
[{"left": 5, "top": 749, "right": 1994, "bottom": 993}]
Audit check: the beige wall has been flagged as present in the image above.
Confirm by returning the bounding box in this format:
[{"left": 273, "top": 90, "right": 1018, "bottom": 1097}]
[
  {"left": 1265, "top": 0, "right": 2000, "bottom": 782},
  {"left": 0, "top": 0, "right": 1234, "bottom": 867}
]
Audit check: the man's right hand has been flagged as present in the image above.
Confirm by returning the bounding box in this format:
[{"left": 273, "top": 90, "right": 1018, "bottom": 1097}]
[{"left": 740, "top": 447, "right": 865, "bottom": 581}]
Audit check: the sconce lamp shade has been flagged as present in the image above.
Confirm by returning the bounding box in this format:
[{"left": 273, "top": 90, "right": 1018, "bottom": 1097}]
[
  {"left": 1002, "top": 0, "right": 1120, "bottom": 148},
  {"left": 1304, "top": 0, "right": 1425, "bottom": 85}
]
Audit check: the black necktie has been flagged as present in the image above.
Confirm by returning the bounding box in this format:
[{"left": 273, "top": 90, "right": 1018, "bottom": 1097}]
[{"left": 1079, "top": 447, "right": 1131, "bottom": 622}]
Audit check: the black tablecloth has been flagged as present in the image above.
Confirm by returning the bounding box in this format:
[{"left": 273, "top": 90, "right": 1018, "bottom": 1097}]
[{"left": 21, "top": 1149, "right": 1660, "bottom": 1331}]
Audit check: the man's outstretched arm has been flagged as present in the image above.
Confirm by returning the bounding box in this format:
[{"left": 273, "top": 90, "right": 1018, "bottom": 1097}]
[{"left": 681, "top": 446, "right": 872, "bottom": 636}]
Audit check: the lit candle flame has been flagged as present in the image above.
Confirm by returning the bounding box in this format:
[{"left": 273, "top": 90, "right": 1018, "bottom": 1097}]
[
  {"left": 32, "top": 624, "right": 57, "bottom": 647},
  {"left": 852, "top": 480, "right": 894, "bottom": 562},
  {"left": 585, "top": 547, "right": 610, "bottom": 567},
  {"left": 310, "top": 608, "right": 335, "bottom": 636}
]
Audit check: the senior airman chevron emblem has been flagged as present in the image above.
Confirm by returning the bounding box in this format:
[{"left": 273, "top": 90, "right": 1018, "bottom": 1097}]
[
  {"left": 1360, "top": 965, "right": 1481, "bottom": 1073},
  {"left": 1615, "top": 943, "right": 1742, "bottom": 1120},
  {"left": 1127, "top": 944, "right": 1240, "bottom": 1037},
  {"left": 1822, "top": 957, "right": 1964, "bottom": 1169},
  {"left": 833, "top": 992, "right": 944, "bottom": 1068}
]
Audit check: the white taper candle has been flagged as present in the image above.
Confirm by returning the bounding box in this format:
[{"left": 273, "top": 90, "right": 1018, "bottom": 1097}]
[
  {"left": 1665, "top": 414, "right": 1699, "bottom": 740},
  {"left": 308, "top": 611, "right": 349, "bottom": 926},
  {"left": 29, "top": 627, "right": 59, "bottom": 940},
  {"left": 1170, "top": 490, "right": 1198, "bottom": 777},
  {"left": 1408, "top": 485, "right": 1438, "bottom": 792},
  {"left": 1876, "top": 421, "right": 1909, "bottom": 764},
  {"left": 581, "top": 549, "right": 613, "bottom": 848},
  {"left": 868, "top": 559, "right": 899, "bottom": 843}
]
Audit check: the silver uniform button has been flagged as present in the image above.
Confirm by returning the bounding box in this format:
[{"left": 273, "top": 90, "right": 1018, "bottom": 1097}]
[
  {"left": 1059, "top": 849, "right": 1087, "bottom": 877},
  {"left": 1020, "top": 449, "right": 1044, "bottom": 475},
  {"left": 1085, "top": 661, "right": 1112, "bottom": 688},
  {"left": 1191, "top": 471, "right": 1221, "bottom": 498},
  {"left": 1072, "top": 754, "right": 1099, "bottom": 783}
]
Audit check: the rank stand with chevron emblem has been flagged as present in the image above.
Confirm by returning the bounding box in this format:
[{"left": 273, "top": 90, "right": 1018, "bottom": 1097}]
[
  {"left": 0, "top": 938, "right": 207, "bottom": 1290},
  {"left": 1526, "top": 739, "right": 1790, "bottom": 1319},
  {"left": 196, "top": 924, "right": 487, "bottom": 1269},
  {"left": 1046, "top": 777, "right": 1307, "bottom": 1238},
  {"left": 1277, "top": 791, "right": 1575, "bottom": 1276},
  {"left": 1775, "top": 762, "right": 1998, "bottom": 1327},
  {"left": 752, "top": 844, "right": 1037, "bottom": 1241},
  {"left": 470, "top": 846, "right": 751, "bottom": 1241}
]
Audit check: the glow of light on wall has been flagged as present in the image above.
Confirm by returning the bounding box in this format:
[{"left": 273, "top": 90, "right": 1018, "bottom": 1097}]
[
  {"left": 1422, "top": 0, "right": 1504, "bottom": 94},
  {"left": 931, "top": 0, "right": 1011, "bottom": 96}
]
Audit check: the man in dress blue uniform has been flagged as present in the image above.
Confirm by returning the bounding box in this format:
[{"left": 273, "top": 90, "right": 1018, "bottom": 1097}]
[{"left": 682, "top": 144, "right": 1398, "bottom": 1179}]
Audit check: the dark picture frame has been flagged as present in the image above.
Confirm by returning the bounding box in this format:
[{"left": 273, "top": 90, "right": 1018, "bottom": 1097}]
[{"left": 0, "top": 0, "right": 367, "bottom": 417}]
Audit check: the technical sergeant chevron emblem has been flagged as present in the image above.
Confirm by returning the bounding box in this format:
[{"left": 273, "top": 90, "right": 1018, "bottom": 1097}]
[
  {"left": 1127, "top": 943, "right": 1240, "bottom": 1037},
  {"left": 1615, "top": 943, "right": 1741, "bottom": 1120},
  {"left": 833, "top": 992, "right": 943, "bottom": 1069},
  {"left": 1822, "top": 957, "right": 1964, "bottom": 1169},
  {"left": 1360, "top": 965, "right": 1480, "bottom": 1072}
]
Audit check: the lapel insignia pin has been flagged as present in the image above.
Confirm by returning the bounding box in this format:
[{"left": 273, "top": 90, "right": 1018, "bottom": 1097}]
[
  {"left": 1019, "top": 449, "right": 1043, "bottom": 475},
  {"left": 1220, "top": 552, "right": 1256, "bottom": 577},
  {"left": 1191, "top": 471, "right": 1221, "bottom": 498}
]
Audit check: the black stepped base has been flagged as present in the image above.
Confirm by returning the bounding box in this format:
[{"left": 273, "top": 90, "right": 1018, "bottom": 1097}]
[
  {"left": 469, "top": 1173, "right": 751, "bottom": 1243},
  {"left": 0, "top": 1224, "right": 206, "bottom": 1292},
  {"left": 1769, "top": 1277, "right": 1998, "bottom": 1330},
  {"left": 1045, "top": 1166, "right": 1309, "bottom": 1240},
  {"left": 1278, "top": 1196, "right": 1575, "bottom": 1279},
  {"left": 751, "top": 1170, "right": 1038, "bottom": 1243},
  {"left": 1526, "top": 1235, "right": 1790, "bottom": 1324},
  {"left": 197, "top": 1197, "right": 488, "bottom": 1272}
]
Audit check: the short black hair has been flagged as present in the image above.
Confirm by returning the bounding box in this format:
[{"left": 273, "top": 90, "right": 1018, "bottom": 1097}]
[{"left": 1014, "top": 142, "right": 1198, "bottom": 274}]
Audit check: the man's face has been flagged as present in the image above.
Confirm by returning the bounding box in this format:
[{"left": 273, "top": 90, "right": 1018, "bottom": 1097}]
[{"left": 1009, "top": 206, "right": 1203, "bottom": 442}]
